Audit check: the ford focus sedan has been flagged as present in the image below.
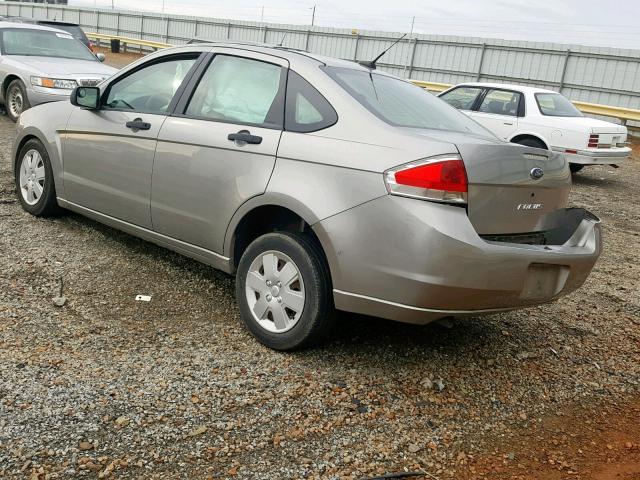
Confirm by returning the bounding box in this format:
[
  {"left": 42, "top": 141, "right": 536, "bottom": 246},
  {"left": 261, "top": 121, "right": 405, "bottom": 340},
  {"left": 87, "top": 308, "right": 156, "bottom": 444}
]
[
  {"left": 13, "top": 43, "right": 602, "bottom": 350},
  {"left": 439, "top": 82, "right": 631, "bottom": 173},
  {"left": 0, "top": 21, "right": 116, "bottom": 121}
]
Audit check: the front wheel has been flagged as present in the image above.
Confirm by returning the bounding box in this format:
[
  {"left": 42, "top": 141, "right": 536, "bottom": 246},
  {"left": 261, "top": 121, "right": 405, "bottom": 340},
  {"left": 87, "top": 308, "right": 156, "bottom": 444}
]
[
  {"left": 15, "top": 138, "right": 63, "bottom": 216},
  {"left": 6, "top": 79, "right": 31, "bottom": 122},
  {"left": 235, "top": 232, "right": 334, "bottom": 350}
]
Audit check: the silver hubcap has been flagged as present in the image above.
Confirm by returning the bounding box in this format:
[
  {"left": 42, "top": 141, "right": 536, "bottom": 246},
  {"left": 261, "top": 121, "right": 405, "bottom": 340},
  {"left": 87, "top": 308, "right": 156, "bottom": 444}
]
[
  {"left": 19, "top": 149, "right": 45, "bottom": 206},
  {"left": 8, "top": 86, "right": 24, "bottom": 118},
  {"left": 245, "top": 250, "right": 305, "bottom": 333}
]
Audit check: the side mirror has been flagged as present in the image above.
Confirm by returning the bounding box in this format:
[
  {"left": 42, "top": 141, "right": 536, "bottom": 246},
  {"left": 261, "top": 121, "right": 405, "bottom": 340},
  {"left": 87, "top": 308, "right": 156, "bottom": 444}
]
[
  {"left": 70, "top": 86, "right": 100, "bottom": 110},
  {"left": 96, "top": 52, "right": 106, "bottom": 62}
]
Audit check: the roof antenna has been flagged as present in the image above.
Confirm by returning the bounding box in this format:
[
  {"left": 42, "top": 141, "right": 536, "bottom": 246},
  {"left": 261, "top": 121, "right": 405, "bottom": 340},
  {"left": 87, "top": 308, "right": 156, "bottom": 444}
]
[
  {"left": 359, "top": 33, "right": 407, "bottom": 70},
  {"left": 276, "top": 33, "right": 287, "bottom": 47}
]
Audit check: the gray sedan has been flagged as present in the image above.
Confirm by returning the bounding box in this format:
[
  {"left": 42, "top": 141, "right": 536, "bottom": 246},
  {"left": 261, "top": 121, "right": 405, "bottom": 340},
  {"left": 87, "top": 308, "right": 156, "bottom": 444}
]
[
  {"left": 0, "top": 21, "right": 116, "bottom": 121},
  {"left": 12, "top": 43, "right": 602, "bottom": 350}
]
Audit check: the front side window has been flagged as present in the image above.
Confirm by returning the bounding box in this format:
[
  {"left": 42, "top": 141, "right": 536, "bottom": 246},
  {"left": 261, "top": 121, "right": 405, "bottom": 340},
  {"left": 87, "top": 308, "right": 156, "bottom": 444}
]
[
  {"left": 535, "top": 93, "right": 583, "bottom": 117},
  {"left": 185, "top": 55, "right": 284, "bottom": 127},
  {"left": 440, "top": 86, "right": 483, "bottom": 110},
  {"left": 477, "top": 89, "right": 523, "bottom": 117},
  {"left": 285, "top": 70, "right": 337, "bottom": 133},
  {"left": 0, "top": 28, "right": 95, "bottom": 61},
  {"left": 324, "top": 67, "right": 490, "bottom": 136},
  {"left": 103, "top": 56, "right": 197, "bottom": 114}
]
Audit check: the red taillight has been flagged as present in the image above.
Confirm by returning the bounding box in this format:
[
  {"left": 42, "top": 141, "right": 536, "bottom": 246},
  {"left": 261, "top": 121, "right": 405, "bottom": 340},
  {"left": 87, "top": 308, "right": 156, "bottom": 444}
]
[
  {"left": 588, "top": 134, "right": 599, "bottom": 148},
  {"left": 385, "top": 155, "right": 468, "bottom": 204}
]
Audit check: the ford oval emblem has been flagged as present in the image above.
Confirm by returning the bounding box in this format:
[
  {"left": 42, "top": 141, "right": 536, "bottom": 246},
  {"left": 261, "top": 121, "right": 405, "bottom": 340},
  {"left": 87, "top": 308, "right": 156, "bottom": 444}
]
[{"left": 530, "top": 167, "right": 544, "bottom": 180}]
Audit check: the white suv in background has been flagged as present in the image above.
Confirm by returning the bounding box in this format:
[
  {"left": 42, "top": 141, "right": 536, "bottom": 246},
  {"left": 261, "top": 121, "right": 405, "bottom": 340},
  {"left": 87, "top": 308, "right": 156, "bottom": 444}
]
[{"left": 439, "top": 83, "right": 631, "bottom": 173}]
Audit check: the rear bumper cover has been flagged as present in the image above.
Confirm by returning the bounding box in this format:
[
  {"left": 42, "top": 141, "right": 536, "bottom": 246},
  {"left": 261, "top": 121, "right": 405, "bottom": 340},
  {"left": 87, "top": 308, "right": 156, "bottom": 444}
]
[
  {"left": 314, "top": 196, "right": 601, "bottom": 324},
  {"left": 552, "top": 146, "right": 631, "bottom": 165}
]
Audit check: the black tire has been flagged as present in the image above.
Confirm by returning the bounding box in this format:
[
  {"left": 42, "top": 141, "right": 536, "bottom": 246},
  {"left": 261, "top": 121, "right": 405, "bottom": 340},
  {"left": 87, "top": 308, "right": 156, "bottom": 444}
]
[
  {"left": 15, "top": 138, "right": 63, "bottom": 217},
  {"left": 513, "top": 137, "right": 547, "bottom": 150},
  {"left": 235, "top": 231, "right": 334, "bottom": 350},
  {"left": 569, "top": 163, "right": 585, "bottom": 173},
  {"left": 5, "top": 79, "right": 31, "bottom": 122}
]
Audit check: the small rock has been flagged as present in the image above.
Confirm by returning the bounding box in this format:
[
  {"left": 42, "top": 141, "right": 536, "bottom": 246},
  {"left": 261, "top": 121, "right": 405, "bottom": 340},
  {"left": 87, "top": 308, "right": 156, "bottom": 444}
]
[
  {"left": 114, "top": 416, "right": 130, "bottom": 427},
  {"left": 434, "top": 378, "right": 445, "bottom": 391},
  {"left": 408, "top": 443, "right": 421, "bottom": 453},
  {"left": 421, "top": 378, "right": 433, "bottom": 389},
  {"left": 52, "top": 296, "right": 67, "bottom": 307},
  {"left": 78, "top": 441, "right": 93, "bottom": 451},
  {"left": 187, "top": 425, "right": 207, "bottom": 437}
]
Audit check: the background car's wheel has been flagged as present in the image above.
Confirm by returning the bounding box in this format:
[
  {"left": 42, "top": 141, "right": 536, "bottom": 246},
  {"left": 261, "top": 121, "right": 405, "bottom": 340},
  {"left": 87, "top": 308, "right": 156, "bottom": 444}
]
[
  {"left": 6, "top": 79, "right": 31, "bottom": 122},
  {"left": 514, "top": 137, "right": 547, "bottom": 150},
  {"left": 15, "top": 138, "right": 63, "bottom": 217},
  {"left": 569, "top": 164, "right": 585, "bottom": 173},
  {"left": 235, "top": 232, "right": 334, "bottom": 350}
]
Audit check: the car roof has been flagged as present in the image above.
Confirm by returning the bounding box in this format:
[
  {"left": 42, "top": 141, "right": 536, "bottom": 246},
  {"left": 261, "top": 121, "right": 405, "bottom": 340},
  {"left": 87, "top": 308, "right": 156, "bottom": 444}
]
[
  {"left": 0, "top": 21, "right": 72, "bottom": 34},
  {"left": 168, "top": 41, "right": 399, "bottom": 76},
  {"left": 451, "top": 82, "right": 559, "bottom": 95}
]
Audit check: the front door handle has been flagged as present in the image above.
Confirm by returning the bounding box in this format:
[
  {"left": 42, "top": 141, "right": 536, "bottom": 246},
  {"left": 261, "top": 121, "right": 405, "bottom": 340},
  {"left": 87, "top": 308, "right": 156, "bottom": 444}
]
[
  {"left": 228, "top": 130, "right": 262, "bottom": 145},
  {"left": 125, "top": 118, "right": 151, "bottom": 131},
  {"left": 503, "top": 122, "right": 514, "bottom": 126}
]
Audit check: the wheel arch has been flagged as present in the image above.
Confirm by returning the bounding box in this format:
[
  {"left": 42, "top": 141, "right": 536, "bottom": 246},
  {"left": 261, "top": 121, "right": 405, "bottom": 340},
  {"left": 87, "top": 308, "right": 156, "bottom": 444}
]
[
  {"left": 224, "top": 194, "right": 328, "bottom": 274},
  {"left": 509, "top": 132, "right": 550, "bottom": 150},
  {"left": 2, "top": 74, "right": 24, "bottom": 103}
]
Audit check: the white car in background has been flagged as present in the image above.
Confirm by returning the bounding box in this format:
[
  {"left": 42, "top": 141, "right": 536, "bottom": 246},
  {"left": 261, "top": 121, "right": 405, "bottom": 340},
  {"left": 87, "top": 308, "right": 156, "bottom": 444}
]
[{"left": 439, "top": 83, "right": 631, "bottom": 173}]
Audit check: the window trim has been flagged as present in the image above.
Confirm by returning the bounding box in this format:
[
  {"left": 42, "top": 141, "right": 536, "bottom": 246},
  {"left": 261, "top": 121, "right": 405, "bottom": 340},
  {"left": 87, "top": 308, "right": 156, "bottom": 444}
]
[
  {"left": 474, "top": 87, "right": 525, "bottom": 118},
  {"left": 99, "top": 52, "right": 205, "bottom": 115},
  {"left": 440, "top": 85, "right": 485, "bottom": 112},
  {"left": 172, "top": 52, "right": 287, "bottom": 130}
]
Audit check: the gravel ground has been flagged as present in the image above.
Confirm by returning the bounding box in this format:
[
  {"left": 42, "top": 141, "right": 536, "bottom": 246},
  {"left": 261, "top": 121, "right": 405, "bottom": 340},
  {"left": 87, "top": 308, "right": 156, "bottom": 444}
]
[{"left": 0, "top": 110, "right": 638, "bottom": 480}]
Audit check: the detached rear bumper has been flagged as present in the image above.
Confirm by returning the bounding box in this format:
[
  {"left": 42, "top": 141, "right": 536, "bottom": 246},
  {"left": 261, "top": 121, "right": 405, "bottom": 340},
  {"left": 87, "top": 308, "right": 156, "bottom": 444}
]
[
  {"left": 314, "top": 196, "right": 601, "bottom": 324},
  {"left": 553, "top": 146, "right": 631, "bottom": 165}
]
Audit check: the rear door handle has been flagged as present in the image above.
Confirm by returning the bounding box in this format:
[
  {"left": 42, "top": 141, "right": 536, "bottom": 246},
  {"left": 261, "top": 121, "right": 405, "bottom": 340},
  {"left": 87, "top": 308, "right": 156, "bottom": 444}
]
[
  {"left": 503, "top": 122, "right": 514, "bottom": 126},
  {"left": 228, "top": 130, "right": 262, "bottom": 145},
  {"left": 125, "top": 118, "right": 151, "bottom": 131}
]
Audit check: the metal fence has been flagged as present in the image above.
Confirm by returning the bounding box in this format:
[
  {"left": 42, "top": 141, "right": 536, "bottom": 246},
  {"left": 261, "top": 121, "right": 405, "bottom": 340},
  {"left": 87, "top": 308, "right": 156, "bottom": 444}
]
[{"left": 1, "top": 1, "right": 639, "bottom": 119}]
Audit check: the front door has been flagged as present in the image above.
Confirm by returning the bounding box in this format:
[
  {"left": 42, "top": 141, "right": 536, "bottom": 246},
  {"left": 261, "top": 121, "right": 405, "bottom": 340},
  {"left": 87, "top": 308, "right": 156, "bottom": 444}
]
[
  {"left": 468, "top": 88, "right": 522, "bottom": 141},
  {"left": 151, "top": 50, "right": 288, "bottom": 253},
  {"left": 63, "top": 53, "right": 201, "bottom": 228}
]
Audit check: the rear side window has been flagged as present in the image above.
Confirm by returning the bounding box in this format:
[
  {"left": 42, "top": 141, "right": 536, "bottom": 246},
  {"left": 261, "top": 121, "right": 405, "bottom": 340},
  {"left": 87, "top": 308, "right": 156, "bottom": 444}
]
[
  {"left": 285, "top": 70, "right": 337, "bottom": 133},
  {"left": 477, "top": 89, "right": 523, "bottom": 117},
  {"left": 535, "top": 93, "right": 583, "bottom": 117},
  {"left": 185, "top": 55, "right": 285, "bottom": 128},
  {"left": 440, "top": 86, "right": 483, "bottom": 110}
]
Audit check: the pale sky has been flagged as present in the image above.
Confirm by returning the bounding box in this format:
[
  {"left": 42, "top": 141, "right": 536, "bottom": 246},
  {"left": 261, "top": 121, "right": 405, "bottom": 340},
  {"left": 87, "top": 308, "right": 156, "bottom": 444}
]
[{"left": 71, "top": 0, "right": 640, "bottom": 50}]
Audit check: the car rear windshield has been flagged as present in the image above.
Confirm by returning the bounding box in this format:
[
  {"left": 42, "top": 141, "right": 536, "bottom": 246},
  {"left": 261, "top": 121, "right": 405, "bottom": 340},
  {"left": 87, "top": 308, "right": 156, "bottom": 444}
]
[
  {"left": 535, "top": 92, "right": 583, "bottom": 117},
  {"left": 40, "top": 23, "right": 88, "bottom": 42},
  {"left": 0, "top": 28, "right": 95, "bottom": 61},
  {"left": 324, "top": 66, "right": 490, "bottom": 135}
]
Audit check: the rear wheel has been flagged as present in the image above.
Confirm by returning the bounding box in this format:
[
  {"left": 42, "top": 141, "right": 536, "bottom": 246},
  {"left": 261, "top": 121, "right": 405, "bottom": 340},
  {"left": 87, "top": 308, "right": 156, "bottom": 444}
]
[
  {"left": 15, "top": 139, "right": 63, "bottom": 217},
  {"left": 235, "top": 232, "right": 334, "bottom": 350},
  {"left": 569, "top": 164, "right": 585, "bottom": 173},
  {"left": 513, "top": 137, "right": 547, "bottom": 150},
  {"left": 6, "top": 79, "right": 30, "bottom": 122}
]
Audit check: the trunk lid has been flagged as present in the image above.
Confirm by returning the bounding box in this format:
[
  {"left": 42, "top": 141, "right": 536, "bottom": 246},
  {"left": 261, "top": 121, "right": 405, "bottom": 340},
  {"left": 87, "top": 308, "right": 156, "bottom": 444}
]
[{"left": 396, "top": 129, "right": 572, "bottom": 236}]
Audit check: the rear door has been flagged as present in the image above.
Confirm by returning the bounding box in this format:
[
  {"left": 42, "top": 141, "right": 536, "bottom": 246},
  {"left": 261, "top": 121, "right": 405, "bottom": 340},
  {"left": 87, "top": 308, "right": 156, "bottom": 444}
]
[
  {"left": 467, "top": 88, "right": 523, "bottom": 141},
  {"left": 63, "top": 52, "right": 202, "bottom": 228},
  {"left": 150, "top": 49, "right": 288, "bottom": 253}
]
